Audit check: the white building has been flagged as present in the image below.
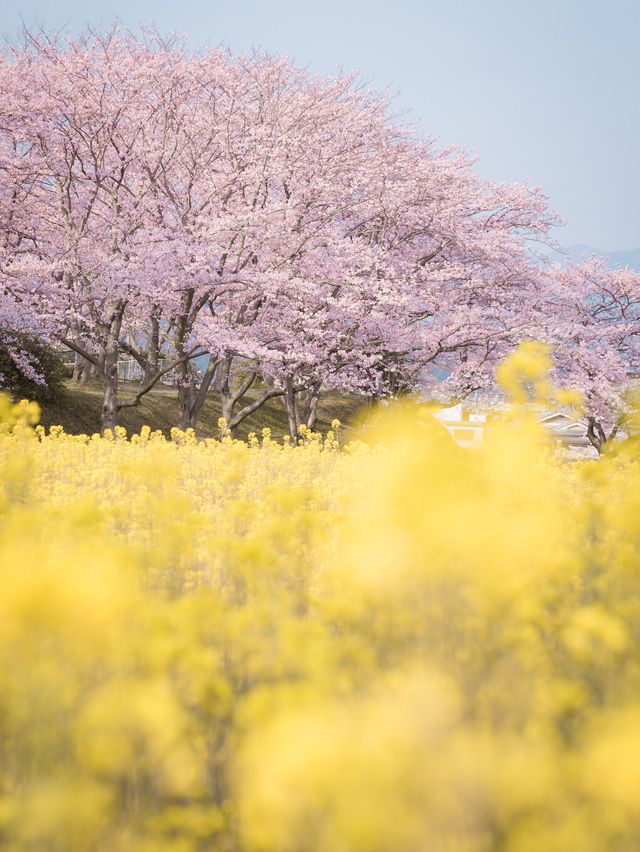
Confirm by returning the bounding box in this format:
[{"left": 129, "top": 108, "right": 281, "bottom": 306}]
[
  {"left": 432, "top": 403, "right": 487, "bottom": 448},
  {"left": 433, "top": 403, "right": 598, "bottom": 455}
]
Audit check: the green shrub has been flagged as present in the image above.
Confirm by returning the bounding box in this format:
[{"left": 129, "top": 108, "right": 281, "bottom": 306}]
[{"left": 0, "top": 332, "right": 71, "bottom": 402}]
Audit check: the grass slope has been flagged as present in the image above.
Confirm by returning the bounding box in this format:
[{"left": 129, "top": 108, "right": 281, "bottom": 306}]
[{"left": 36, "top": 379, "right": 370, "bottom": 442}]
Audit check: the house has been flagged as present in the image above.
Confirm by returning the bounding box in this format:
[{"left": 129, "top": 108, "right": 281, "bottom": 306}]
[
  {"left": 432, "top": 403, "right": 488, "bottom": 448},
  {"left": 535, "top": 412, "right": 591, "bottom": 447},
  {"left": 433, "top": 402, "right": 598, "bottom": 455}
]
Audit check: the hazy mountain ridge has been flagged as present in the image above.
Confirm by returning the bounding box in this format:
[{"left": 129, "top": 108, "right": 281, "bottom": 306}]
[
  {"left": 567, "top": 244, "right": 640, "bottom": 270},
  {"left": 536, "top": 243, "right": 640, "bottom": 271}
]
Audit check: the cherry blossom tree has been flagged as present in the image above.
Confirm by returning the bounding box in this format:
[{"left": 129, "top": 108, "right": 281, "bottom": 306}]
[
  {"left": 542, "top": 258, "right": 640, "bottom": 452},
  {"left": 0, "top": 26, "right": 179, "bottom": 428},
  {"left": 1, "top": 22, "right": 564, "bottom": 438}
]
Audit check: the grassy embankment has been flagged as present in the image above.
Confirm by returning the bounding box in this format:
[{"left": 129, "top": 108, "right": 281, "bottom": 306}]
[{"left": 36, "top": 378, "right": 370, "bottom": 441}]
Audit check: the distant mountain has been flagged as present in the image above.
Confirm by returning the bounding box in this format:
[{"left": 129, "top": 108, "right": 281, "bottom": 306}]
[
  {"left": 535, "top": 243, "right": 640, "bottom": 271},
  {"left": 566, "top": 244, "right": 640, "bottom": 270}
]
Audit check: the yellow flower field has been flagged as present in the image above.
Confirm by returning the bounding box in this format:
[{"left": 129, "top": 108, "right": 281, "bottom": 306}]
[{"left": 1, "top": 378, "right": 639, "bottom": 851}]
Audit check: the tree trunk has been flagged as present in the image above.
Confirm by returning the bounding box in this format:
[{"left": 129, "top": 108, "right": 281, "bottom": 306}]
[
  {"left": 174, "top": 289, "right": 201, "bottom": 431},
  {"left": 101, "top": 344, "right": 120, "bottom": 435},
  {"left": 99, "top": 300, "right": 125, "bottom": 435},
  {"left": 80, "top": 358, "right": 94, "bottom": 384},
  {"left": 189, "top": 353, "right": 221, "bottom": 430},
  {"left": 217, "top": 355, "right": 289, "bottom": 439},
  {"left": 217, "top": 355, "right": 236, "bottom": 438},
  {"left": 220, "top": 392, "right": 235, "bottom": 438},
  {"left": 101, "top": 368, "right": 119, "bottom": 433},
  {"left": 175, "top": 353, "right": 222, "bottom": 432},
  {"left": 72, "top": 355, "right": 82, "bottom": 382},
  {"left": 301, "top": 381, "right": 321, "bottom": 430},
  {"left": 73, "top": 355, "right": 94, "bottom": 384},
  {"left": 586, "top": 417, "right": 607, "bottom": 455},
  {"left": 175, "top": 296, "right": 196, "bottom": 431},
  {"left": 284, "top": 377, "right": 301, "bottom": 442},
  {"left": 142, "top": 307, "right": 161, "bottom": 385},
  {"left": 177, "top": 375, "right": 197, "bottom": 431}
]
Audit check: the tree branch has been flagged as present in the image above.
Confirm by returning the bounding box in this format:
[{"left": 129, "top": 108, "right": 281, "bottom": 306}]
[
  {"left": 117, "top": 348, "right": 209, "bottom": 410},
  {"left": 229, "top": 386, "right": 286, "bottom": 429},
  {"left": 60, "top": 337, "right": 99, "bottom": 369}
]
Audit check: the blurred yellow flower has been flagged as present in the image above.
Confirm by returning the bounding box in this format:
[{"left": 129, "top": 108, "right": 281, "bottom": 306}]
[{"left": 0, "top": 382, "right": 639, "bottom": 850}]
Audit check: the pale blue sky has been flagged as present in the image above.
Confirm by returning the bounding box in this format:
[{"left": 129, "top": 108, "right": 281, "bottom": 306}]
[{"left": 3, "top": 0, "right": 639, "bottom": 250}]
